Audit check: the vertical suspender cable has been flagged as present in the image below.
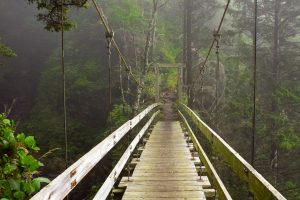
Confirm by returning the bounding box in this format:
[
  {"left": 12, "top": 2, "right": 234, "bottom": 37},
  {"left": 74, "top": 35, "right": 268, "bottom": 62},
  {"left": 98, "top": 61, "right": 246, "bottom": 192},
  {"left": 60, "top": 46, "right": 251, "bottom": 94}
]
[
  {"left": 214, "top": 32, "right": 221, "bottom": 108},
  {"left": 200, "top": 0, "right": 230, "bottom": 73},
  {"left": 106, "top": 31, "right": 114, "bottom": 136},
  {"left": 106, "top": 31, "right": 113, "bottom": 108},
  {"left": 61, "top": 0, "right": 68, "bottom": 169},
  {"left": 251, "top": 0, "right": 258, "bottom": 167}
]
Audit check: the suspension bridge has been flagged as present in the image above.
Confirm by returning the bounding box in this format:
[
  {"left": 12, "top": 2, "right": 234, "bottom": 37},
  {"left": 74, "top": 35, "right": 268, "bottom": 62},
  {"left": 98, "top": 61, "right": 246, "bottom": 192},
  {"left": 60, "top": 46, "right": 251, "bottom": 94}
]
[
  {"left": 30, "top": 101, "right": 286, "bottom": 200},
  {"left": 28, "top": 0, "right": 287, "bottom": 199}
]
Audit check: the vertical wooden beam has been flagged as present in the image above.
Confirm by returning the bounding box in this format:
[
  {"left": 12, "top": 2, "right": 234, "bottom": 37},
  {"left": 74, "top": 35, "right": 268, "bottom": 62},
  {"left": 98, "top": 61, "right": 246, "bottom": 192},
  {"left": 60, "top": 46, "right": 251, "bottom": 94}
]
[
  {"left": 178, "top": 65, "right": 183, "bottom": 101},
  {"left": 186, "top": 0, "right": 193, "bottom": 107},
  {"left": 183, "top": 0, "right": 187, "bottom": 85},
  {"left": 155, "top": 65, "right": 160, "bottom": 103}
]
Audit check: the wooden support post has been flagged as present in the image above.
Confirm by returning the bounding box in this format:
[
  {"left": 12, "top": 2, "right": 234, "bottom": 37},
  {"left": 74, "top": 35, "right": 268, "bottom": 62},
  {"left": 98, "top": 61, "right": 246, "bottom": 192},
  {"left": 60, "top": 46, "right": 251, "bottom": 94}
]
[
  {"left": 155, "top": 65, "right": 160, "bottom": 103},
  {"left": 178, "top": 65, "right": 183, "bottom": 101}
]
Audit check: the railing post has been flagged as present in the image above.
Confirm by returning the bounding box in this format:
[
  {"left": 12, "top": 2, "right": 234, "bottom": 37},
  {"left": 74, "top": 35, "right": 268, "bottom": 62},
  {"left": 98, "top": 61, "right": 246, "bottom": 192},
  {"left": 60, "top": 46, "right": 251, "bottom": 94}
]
[
  {"left": 155, "top": 65, "right": 160, "bottom": 103},
  {"left": 178, "top": 64, "right": 183, "bottom": 101}
]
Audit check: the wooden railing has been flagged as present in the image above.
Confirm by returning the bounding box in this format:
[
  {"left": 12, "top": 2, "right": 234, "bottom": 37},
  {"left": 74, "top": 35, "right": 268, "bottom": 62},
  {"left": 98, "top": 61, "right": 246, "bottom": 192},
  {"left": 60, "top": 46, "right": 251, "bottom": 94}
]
[
  {"left": 178, "top": 110, "right": 232, "bottom": 200},
  {"left": 94, "top": 110, "right": 160, "bottom": 199},
  {"left": 179, "top": 104, "right": 286, "bottom": 200},
  {"left": 31, "top": 103, "right": 160, "bottom": 200}
]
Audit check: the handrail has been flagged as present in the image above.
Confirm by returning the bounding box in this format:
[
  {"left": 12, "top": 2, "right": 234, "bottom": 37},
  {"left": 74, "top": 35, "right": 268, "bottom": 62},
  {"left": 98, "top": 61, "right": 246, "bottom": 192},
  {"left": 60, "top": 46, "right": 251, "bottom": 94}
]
[
  {"left": 179, "top": 104, "right": 286, "bottom": 200},
  {"left": 93, "top": 110, "right": 160, "bottom": 199},
  {"left": 178, "top": 110, "right": 232, "bottom": 200},
  {"left": 31, "top": 103, "right": 160, "bottom": 200}
]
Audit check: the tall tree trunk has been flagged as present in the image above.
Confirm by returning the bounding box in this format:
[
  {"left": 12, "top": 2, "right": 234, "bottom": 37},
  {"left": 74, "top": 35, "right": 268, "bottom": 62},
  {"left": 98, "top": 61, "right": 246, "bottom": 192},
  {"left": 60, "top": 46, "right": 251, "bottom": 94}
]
[
  {"left": 270, "top": 0, "right": 280, "bottom": 186},
  {"left": 183, "top": 0, "right": 187, "bottom": 86},
  {"left": 119, "top": 56, "right": 126, "bottom": 105},
  {"left": 186, "top": 0, "right": 193, "bottom": 107},
  {"left": 150, "top": 14, "right": 157, "bottom": 59},
  {"left": 134, "top": 0, "right": 160, "bottom": 114}
]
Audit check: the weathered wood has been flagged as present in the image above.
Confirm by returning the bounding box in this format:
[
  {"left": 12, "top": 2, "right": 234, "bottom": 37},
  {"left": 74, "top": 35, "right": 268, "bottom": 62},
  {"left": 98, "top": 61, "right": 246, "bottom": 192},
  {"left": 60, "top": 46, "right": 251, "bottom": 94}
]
[
  {"left": 130, "top": 168, "right": 199, "bottom": 173},
  {"left": 119, "top": 178, "right": 210, "bottom": 188},
  {"left": 178, "top": 110, "right": 232, "bottom": 200},
  {"left": 180, "top": 104, "right": 287, "bottom": 200},
  {"left": 125, "top": 185, "right": 208, "bottom": 192},
  {"left": 30, "top": 103, "right": 160, "bottom": 200},
  {"left": 93, "top": 111, "right": 160, "bottom": 200},
  {"left": 131, "top": 157, "right": 200, "bottom": 163},
  {"left": 122, "top": 198, "right": 204, "bottom": 200},
  {"left": 121, "top": 121, "right": 206, "bottom": 199},
  {"left": 130, "top": 172, "right": 200, "bottom": 177},
  {"left": 122, "top": 191, "right": 206, "bottom": 198}
]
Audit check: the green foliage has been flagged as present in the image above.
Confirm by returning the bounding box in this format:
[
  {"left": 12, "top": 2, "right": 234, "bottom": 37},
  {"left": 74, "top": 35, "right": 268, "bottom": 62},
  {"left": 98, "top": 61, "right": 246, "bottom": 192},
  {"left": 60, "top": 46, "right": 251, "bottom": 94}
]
[
  {"left": 27, "top": 0, "right": 87, "bottom": 32},
  {"left": 0, "top": 44, "right": 16, "bottom": 58},
  {"left": 274, "top": 87, "right": 300, "bottom": 105},
  {"left": 107, "top": 104, "right": 132, "bottom": 129},
  {"left": 157, "top": 20, "right": 181, "bottom": 63},
  {"left": 161, "top": 44, "right": 180, "bottom": 63},
  {"left": 277, "top": 128, "right": 300, "bottom": 150},
  {"left": 0, "top": 114, "right": 49, "bottom": 199},
  {"left": 143, "top": 72, "right": 156, "bottom": 100},
  {"left": 23, "top": 52, "right": 109, "bottom": 171},
  {"left": 107, "top": 0, "right": 146, "bottom": 33},
  {"left": 166, "top": 69, "right": 177, "bottom": 91},
  {"left": 0, "top": 38, "right": 16, "bottom": 58}
]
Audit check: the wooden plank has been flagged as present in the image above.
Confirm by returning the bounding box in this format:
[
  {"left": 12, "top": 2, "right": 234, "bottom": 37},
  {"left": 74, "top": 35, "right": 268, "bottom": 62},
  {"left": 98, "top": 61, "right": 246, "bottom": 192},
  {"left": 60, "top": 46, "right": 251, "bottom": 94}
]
[
  {"left": 140, "top": 149, "right": 191, "bottom": 152},
  {"left": 122, "top": 198, "right": 204, "bottom": 200},
  {"left": 30, "top": 103, "right": 160, "bottom": 200},
  {"left": 93, "top": 111, "right": 160, "bottom": 200},
  {"left": 125, "top": 185, "right": 207, "bottom": 192},
  {"left": 122, "top": 191, "right": 206, "bottom": 198},
  {"left": 134, "top": 165, "right": 197, "bottom": 170},
  {"left": 132, "top": 168, "right": 199, "bottom": 173},
  {"left": 131, "top": 172, "right": 199, "bottom": 177},
  {"left": 121, "top": 121, "right": 207, "bottom": 200},
  {"left": 178, "top": 110, "right": 232, "bottom": 200},
  {"left": 123, "top": 176, "right": 201, "bottom": 181},
  {"left": 180, "top": 104, "right": 287, "bottom": 200},
  {"left": 119, "top": 178, "right": 210, "bottom": 188},
  {"left": 132, "top": 157, "right": 200, "bottom": 162}
]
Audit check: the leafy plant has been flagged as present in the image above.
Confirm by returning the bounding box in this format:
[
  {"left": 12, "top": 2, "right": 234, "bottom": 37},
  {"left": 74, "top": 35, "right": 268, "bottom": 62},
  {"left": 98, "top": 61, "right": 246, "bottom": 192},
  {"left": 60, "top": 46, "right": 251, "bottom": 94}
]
[
  {"left": 0, "top": 114, "right": 49, "bottom": 199},
  {"left": 0, "top": 38, "right": 16, "bottom": 59}
]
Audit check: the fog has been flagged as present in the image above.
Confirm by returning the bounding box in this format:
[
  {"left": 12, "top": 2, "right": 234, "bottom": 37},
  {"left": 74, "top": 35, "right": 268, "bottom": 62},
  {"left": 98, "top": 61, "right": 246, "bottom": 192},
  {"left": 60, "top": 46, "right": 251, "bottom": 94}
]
[{"left": 0, "top": 0, "right": 299, "bottom": 199}]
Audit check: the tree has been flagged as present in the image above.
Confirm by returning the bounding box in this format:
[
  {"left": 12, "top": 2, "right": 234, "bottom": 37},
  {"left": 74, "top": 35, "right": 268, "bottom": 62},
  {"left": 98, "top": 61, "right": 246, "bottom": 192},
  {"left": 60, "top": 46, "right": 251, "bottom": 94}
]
[
  {"left": 133, "top": 0, "right": 169, "bottom": 113},
  {"left": 27, "top": 0, "right": 88, "bottom": 31},
  {"left": 185, "top": 0, "right": 193, "bottom": 107}
]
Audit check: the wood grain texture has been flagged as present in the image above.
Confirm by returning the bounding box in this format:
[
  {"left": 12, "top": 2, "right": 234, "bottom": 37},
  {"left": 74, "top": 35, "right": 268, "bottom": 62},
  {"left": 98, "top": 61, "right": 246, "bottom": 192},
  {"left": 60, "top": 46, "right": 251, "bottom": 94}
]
[
  {"left": 180, "top": 104, "right": 287, "bottom": 200},
  {"left": 178, "top": 109, "right": 232, "bottom": 200},
  {"left": 31, "top": 104, "right": 160, "bottom": 200},
  {"left": 120, "top": 121, "right": 208, "bottom": 200},
  {"left": 93, "top": 111, "right": 160, "bottom": 200}
]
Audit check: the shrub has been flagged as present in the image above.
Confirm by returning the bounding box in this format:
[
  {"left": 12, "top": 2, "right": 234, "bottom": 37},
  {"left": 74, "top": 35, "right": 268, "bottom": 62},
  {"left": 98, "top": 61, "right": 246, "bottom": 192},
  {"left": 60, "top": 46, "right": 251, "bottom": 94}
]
[{"left": 0, "top": 114, "right": 49, "bottom": 199}]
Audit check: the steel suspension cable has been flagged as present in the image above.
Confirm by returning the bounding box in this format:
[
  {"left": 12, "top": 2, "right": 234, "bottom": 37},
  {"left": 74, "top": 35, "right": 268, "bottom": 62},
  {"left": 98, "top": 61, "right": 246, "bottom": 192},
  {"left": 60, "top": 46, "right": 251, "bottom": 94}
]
[
  {"left": 198, "top": 0, "right": 230, "bottom": 106},
  {"left": 61, "top": 0, "right": 68, "bottom": 170},
  {"left": 214, "top": 32, "right": 221, "bottom": 107},
  {"left": 106, "top": 32, "right": 113, "bottom": 108},
  {"left": 251, "top": 0, "right": 258, "bottom": 167},
  {"left": 199, "top": 0, "right": 231, "bottom": 73},
  {"left": 91, "top": 0, "right": 139, "bottom": 85}
]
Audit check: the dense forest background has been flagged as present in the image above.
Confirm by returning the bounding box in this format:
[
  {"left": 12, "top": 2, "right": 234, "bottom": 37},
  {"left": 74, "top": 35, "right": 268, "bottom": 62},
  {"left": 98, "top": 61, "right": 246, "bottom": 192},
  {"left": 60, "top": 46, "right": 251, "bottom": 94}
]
[{"left": 0, "top": 0, "right": 300, "bottom": 199}]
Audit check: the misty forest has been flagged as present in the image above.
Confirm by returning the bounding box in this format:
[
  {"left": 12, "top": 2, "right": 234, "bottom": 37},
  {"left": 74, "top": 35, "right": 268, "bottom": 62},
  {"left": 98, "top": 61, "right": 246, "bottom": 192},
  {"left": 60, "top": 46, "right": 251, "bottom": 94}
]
[{"left": 0, "top": 0, "right": 300, "bottom": 199}]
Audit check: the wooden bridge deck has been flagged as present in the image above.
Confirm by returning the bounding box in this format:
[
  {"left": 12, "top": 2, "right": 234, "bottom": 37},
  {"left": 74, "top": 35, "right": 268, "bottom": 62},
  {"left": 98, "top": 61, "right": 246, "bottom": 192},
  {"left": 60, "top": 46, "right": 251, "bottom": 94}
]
[{"left": 120, "top": 121, "right": 209, "bottom": 200}]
